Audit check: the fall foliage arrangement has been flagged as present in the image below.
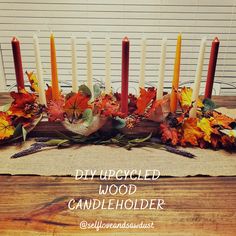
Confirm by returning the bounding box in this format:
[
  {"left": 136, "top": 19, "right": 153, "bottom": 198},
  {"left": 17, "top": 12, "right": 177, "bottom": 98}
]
[{"left": 1, "top": 71, "right": 235, "bottom": 158}]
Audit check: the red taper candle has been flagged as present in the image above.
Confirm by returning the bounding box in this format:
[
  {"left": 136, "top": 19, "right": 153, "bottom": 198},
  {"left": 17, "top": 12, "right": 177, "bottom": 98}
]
[
  {"left": 121, "top": 37, "right": 130, "bottom": 116},
  {"left": 11, "top": 37, "right": 25, "bottom": 92},
  {"left": 204, "top": 37, "right": 220, "bottom": 99}
]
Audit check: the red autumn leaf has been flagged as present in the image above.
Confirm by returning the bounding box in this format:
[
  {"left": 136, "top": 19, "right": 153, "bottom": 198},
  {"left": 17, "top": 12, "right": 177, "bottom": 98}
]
[
  {"left": 181, "top": 118, "right": 204, "bottom": 146},
  {"left": 221, "top": 135, "right": 236, "bottom": 149},
  {"left": 10, "top": 91, "right": 36, "bottom": 108},
  {"left": 47, "top": 99, "right": 65, "bottom": 122},
  {"left": 64, "top": 92, "right": 91, "bottom": 120},
  {"left": 45, "top": 84, "right": 63, "bottom": 103},
  {"left": 136, "top": 88, "right": 156, "bottom": 115},
  {"left": 160, "top": 123, "right": 178, "bottom": 146},
  {"left": 45, "top": 84, "right": 53, "bottom": 103},
  {"left": 9, "top": 91, "right": 37, "bottom": 118}
]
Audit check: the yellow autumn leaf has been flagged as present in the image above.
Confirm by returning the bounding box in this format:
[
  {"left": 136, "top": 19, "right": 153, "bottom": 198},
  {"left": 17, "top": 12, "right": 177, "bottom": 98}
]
[
  {"left": 0, "top": 117, "right": 15, "bottom": 140},
  {"left": 26, "top": 71, "right": 39, "bottom": 92},
  {"left": 180, "top": 87, "right": 203, "bottom": 108},
  {"left": 197, "top": 117, "right": 213, "bottom": 143},
  {"left": 220, "top": 129, "right": 236, "bottom": 138}
]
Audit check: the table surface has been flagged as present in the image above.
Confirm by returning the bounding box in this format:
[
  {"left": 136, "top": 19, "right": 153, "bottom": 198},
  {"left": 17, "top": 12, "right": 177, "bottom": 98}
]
[{"left": 0, "top": 94, "right": 236, "bottom": 235}]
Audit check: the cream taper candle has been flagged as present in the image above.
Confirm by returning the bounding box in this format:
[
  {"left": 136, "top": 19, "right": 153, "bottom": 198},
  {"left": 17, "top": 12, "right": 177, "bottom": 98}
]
[
  {"left": 71, "top": 36, "right": 78, "bottom": 93},
  {"left": 105, "top": 36, "right": 112, "bottom": 94},
  {"left": 86, "top": 37, "right": 94, "bottom": 99},
  {"left": 189, "top": 37, "right": 207, "bottom": 118},
  {"left": 33, "top": 34, "right": 47, "bottom": 105},
  {"left": 157, "top": 38, "right": 167, "bottom": 100}
]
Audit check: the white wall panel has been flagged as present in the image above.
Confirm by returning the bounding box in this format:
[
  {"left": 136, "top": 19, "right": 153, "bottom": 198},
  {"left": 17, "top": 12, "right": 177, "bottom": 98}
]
[{"left": 0, "top": 0, "right": 235, "bottom": 95}]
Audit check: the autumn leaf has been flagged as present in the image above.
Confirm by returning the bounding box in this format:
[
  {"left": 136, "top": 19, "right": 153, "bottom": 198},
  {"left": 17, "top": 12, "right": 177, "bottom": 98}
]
[
  {"left": 180, "top": 87, "right": 203, "bottom": 109},
  {"left": 136, "top": 87, "right": 156, "bottom": 115},
  {"left": 45, "top": 84, "right": 63, "bottom": 103},
  {"left": 147, "top": 96, "right": 170, "bottom": 122},
  {"left": 94, "top": 94, "right": 124, "bottom": 118},
  {"left": 197, "top": 117, "right": 215, "bottom": 143},
  {"left": 47, "top": 99, "right": 65, "bottom": 122},
  {"left": 211, "top": 111, "right": 235, "bottom": 129},
  {"left": 26, "top": 71, "right": 39, "bottom": 92},
  {"left": 64, "top": 92, "right": 91, "bottom": 121},
  {"left": 181, "top": 118, "right": 204, "bottom": 146},
  {"left": 0, "top": 114, "right": 15, "bottom": 140},
  {"left": 221, "top": 135, "right": 236, "bottom": 149},
  {"left": 45, "top": 84, "right": 53, "bottom": 103},
  {"left": 9, "top": 91, "right": 37, "bottom": 118},
  {"left": 160, "top": 123, "right": 178, "bottom": 145}
]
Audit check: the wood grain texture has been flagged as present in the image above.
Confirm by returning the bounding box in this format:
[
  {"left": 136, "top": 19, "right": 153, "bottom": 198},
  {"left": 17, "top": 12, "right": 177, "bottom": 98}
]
[{"left": 0, "top": 176, "right": 235, "bottom": 235}]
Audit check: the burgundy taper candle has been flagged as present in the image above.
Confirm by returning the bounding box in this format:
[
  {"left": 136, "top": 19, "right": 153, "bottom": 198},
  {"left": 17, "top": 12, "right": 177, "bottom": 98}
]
[
  {"left": 11, "top": 37, "right": 25, "bottom": 92},
  {"left": 121, "top": 37, "right": 130, "bottom": 116},
  {"left": 204, "top": 37, "right": 220, "bottom": 99}
]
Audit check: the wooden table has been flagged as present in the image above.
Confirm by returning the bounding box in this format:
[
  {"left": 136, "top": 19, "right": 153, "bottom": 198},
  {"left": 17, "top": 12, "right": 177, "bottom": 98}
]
[{"left": 0, "top": 95, "right": 236, "bottom": 235}]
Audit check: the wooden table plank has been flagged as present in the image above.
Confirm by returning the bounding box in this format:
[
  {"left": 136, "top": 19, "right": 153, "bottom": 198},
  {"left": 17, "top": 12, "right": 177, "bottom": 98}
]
[{"left": 0, "top": 176, "right": 235, "bottom": 235}]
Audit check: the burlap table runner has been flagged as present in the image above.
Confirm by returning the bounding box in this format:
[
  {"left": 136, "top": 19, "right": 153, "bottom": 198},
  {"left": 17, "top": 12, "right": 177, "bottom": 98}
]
[{"left": 0, "top": 107, "right": 235, "bottom": 177}]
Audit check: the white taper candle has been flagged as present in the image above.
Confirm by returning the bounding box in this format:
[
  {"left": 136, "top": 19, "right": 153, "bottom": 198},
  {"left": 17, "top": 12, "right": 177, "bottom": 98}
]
[
  {"left": 0, "top": 44, "right": 6, "bottom": 92},
  {"left": 105, "top": 36, "right": 112, "bottom": 94},
  {"left": 86, "top": 37, "right": 94, "bottom": 99},
  {"left": 33, "top": 34, "right": 47, "bottom": 106},
  {"left": 189, "top": 37, "right": 207, "bottom": 118},
  {"left": 71, "top": 36, "right": 78, "bottom": 93},
  {"left": 157, "top": 38, "right": 167, "bottom": 100}
]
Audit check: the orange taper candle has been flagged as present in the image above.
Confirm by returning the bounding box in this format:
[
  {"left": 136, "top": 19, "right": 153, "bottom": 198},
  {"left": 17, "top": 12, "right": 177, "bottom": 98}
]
[
  {"left": 50, "top": 33, "right": 60, "bottom": 100},
  {"left": 170, "top": 33, "right": 182, "bottom": 113}
]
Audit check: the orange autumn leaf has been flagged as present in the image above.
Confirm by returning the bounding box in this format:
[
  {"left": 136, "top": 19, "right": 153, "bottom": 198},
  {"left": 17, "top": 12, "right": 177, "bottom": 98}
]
[
  {"left": 147, "top": 97, "right": 170, "bottom": 122},
  {"left": 64, "top": 92, "right": 91, "bottom": 119},
  {"left": 211, "top": 111, "right": 235, "bottom": 129},
  {"left": 180, "top": 87, "right": 203, "bottom": 108},
  {"left": 197, "top": 117, "right": 215, "bottom": 143},
  {"left": 9, "top": 91, "right": 37, "bottom": 118},
  {"left": 160, "top": 123, "right": 178, "bottom": 145},
  {"left": 136, "top": 88, "right": 156, "bottom": 115},
  {"left": 94, "top": 94, "right": 123, "bottom": 117},
  {"left": 181, "top": 118, "right": 204, "bottom": 146},
  {"left": 0, "top": 114, "right": 15, "bottom": 140},
  {"left": 26, "top": 71, "right": 39, "bottom": 92}
]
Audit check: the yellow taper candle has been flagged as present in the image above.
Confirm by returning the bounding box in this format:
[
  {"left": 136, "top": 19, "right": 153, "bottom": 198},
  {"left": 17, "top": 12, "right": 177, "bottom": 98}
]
[
  {"left": 170, "top": 33, "right": 182, "bottom": 113},
  {"left": 50, "top": 33, "right": 60, "bottom": 100}
]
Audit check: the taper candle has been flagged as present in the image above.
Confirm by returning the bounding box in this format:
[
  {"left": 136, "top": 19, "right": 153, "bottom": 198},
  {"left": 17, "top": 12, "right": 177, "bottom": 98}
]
[
  {"left": 156, "top": 38, "right": 167, "bottom": 100},
  {"left": 170, "top": 33, "right": 182, "bottom": 113},
  {"left": 204, "top": 37, "right": 220, "bottom": 99},
  {"left": 138, "top": 37, "right": 147, "bottom": 94},
  {"left": 71, "top": 36, "right": 78, "bottom": 93},
  {"left": 0, "top": 44, "right": 6, "bottom": 92},
  {"left": 189, "top": 37, "right": 207, "bottom": 118},
  {"left": 105, "top": 36, "right": 112, "bottom": 94},
  {"left": 86, "top": 37, "right": 94, "bottom": 99},
  {"left": 11, "top": 37, "right": 25, "bottom": 92},
  {"left": 121, "top": 36, "right": 130, "bottom": 116},
  {"left": 33, "top": 34, "right": 47, "bottom": 106},
  {"left": 50, "top": 33, "right": 60, "bottom": 100}
]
